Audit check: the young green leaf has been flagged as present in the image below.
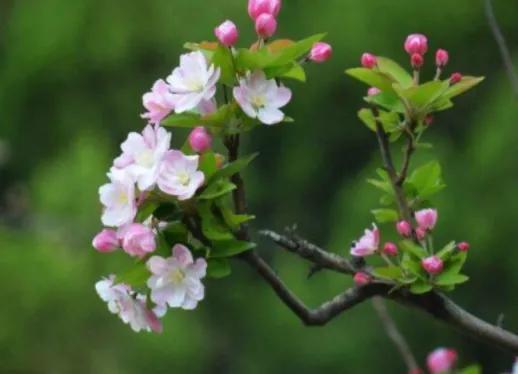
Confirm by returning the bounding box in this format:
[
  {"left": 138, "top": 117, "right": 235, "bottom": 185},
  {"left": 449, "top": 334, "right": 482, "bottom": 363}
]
[
  {"left": 199, "top": 152, "right": 218, "bottom": 180},
  {"left": 444, "top": 76, "right": 485, "bottom": 100},
  {"left": 209, "top": 152, "right": 258, "bottom": 182},
  {"left": 116, "top": 264, "right": 150, "bottom": 288},
  {"left": 372, "top": 266, "right": 402, "bottom": 280},
  {"left": 399, "top": 240, "right": 427, "bottom": 259},
  {"left": 434, "top": 273, "right": 469, "bottom": 286},
  {"left": 210, "top": 239, "right": 256, "bottom": 258},
  {"left": 406, "top": 160, "right": 445, "bottom": 199},
  {"left": 199, "top": 180, "right": 236, "bottom": 200},
  {"left": 410, "top": 281, "right": 433, "bottom": 294},
  {"left": 212, "top": 44, "right": 236, "bottom": 86},
  {"left": 345, "top": 68, "right": 395, "bottom": 92},
  {"left": 457, "top": 365, "right": 482, "bottom": 374},
  {"left": 371, "top": 208, "right": 399, "bottom": 223},
  {"left": 376, "top": 57, "right": 413, "bottom": 88},
  {"left": 207, "top": 258, "right": 232, "bottom": 279}
]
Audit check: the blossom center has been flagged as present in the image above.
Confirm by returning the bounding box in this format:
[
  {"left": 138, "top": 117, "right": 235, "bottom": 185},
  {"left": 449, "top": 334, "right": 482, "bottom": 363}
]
[
  {"left": 117, "top": 190, "right": 129, "bottom": 205},
  {"left": 135, "top": 149, "right": 154, "bottom": 168},
  {"left": 177, "top": 172, "right": 190, "bottom": 186},
  {"left": 185, "top": 77, "right": 204, "bottom": 92},
  {"left": 169, "top": 268, "right": 185, "bottom": 284},
  {"left": 251, "top": 94, "right": 267, "bottom": 109}
]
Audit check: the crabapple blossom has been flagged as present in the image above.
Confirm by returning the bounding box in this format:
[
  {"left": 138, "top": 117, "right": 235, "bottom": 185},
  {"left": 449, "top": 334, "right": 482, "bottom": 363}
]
[
  {"left": 147, "top": 244, "right": 207, "bottom": 310},
  {"left": 157, "top": 150, "right": 205, "bottom": 200},
  {"left": 361, "top": 53, "right": 377, "bottom": 69},
  {"left": 415, "top": 208, "right": 438, "bottom": 231},
  {"left": 92, "top": 229, "right": 119, "bottom": 253},
  {"left": 99, "top": 168, "right": 137, "bottom": 228},
  {"left": 404, "top": 33, "right": 428, "bottom": 55},
  {"left": 309, "top": 42, "right": 332, "bottom": 63},
  {"left": 396, "top": 220, "right": 412, "bottom": 237},
  {"left": 188, "top": 126, "right": 212, "bottom": 153},
  {"left": 119, "top": 223, "right": 156, "bottom": 258},
  {"left": 233, "top": 70, "right": 292, "bottom": 125},
  {"left": 166, "top": 51, "right": 220, "bottom": 113},
  {"left": 248, "top": 0, "right": 281, "bottom": 20},
  {"left": 214, "top": 20, "right": 238, "bottom": 47},
  {"left": 457, "top": 241, "right": 470, "bottom": 252},
  {"left": 353, "top": 272, "right": 372, "bottom": 286},
  {"left": 113, "top": 125, "right": 171, "bottom": 191},
  {"left": 350, "top": 224, "right": 380, "bottom": 257},
  {"left": 383, "top": 242, "right": 398, "bottom": 257},
  {"left": 411, "top": 53, "right": 424, "bottom": 69},
  {"left": 255, "top": 13, "right": 277, "bottom": 38},
  {"left": 435, "top": 49, "right": 449, "bottom": 67},
  {"left": 95, "top": 276, "right": 162, "bottom": 333},
  {"left": 422, "top": 256, "right": 444, "bottom": 275},
  {"left": 426, "top": 348, "right": 458, "bottom": 374},
  {"left": 141, "top": 79, "right": 175, "bottom": 125},
  {"left": 450, "top": 72, "right": 462, "bottom": 84}
]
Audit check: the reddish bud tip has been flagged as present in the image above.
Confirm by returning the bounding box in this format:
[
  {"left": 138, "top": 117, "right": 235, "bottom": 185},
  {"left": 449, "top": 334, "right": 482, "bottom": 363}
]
[
  {"left": 411, "top": 53, "right": 424, "bottom": 69},
  {"left": 255, "top": 13, "right": 277, "bottom": 38},
  {"left": 435, "top": 48, "right": 449, "bottom": 67},
  {"left": 421, "top": 256, "right": 444, "bottom": 275},
  {"left": 404, "top": 33, "right": 428, "bottom": 55},
  {"left": 188, "top": 126, "right": 212, "bottom": 153},
  {"left": 450, "top": 72, "right": 462, "bottom": 84},
  {"left": 353, "top": 272, "right": 372, "bottom": 286},
  {"left": 361, "top": 53, "right": 377, "bottom": 69},
  {"left": 309, "top": 42, "right": 333, "bottom": 63},
  {"left": 383, "top": 242, "right": 398, "bottom": 256},
  {"left": 214, "top": 20, "right": 239, "bottom": 47},
  {"left": 425, "top": 115, "right": 434, "bottom": 125},
  {"left": 367, "top": 87, "right": 381, "bottom": 96},
  {"left": 457, "top": 241, "right": 470, "bottom": 252},
  {"left": 396, "top": 220, "right": 412, "bottom": 238}
]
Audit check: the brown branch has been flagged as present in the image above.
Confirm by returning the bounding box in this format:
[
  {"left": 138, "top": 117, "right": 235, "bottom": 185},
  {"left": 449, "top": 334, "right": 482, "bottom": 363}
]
[
  {"left": 484, "top": 0, "right": 518, "bottom": 97},
  {"left": 397, "top": 131, "right": 415, "bottom": 185},
  {"left": 372, "top": 297, "right": 420, "bottom": 372}
]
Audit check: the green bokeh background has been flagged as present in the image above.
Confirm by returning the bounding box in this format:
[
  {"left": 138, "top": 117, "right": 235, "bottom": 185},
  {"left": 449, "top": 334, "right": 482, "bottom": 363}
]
[{"left": 1, "top": 0, "right": 517, "bottom": 373}]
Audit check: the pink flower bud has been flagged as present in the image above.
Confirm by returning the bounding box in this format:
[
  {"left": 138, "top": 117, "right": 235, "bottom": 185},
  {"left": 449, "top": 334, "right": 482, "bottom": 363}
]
[
  {"left": 415, "top": 208, "right": 438, "bottom": 231},
  {"left": 457, "top": 241, "right": 470, "bottom": 252},
  {"left": 367, "top": 87, "right": 381, "bottom": 96},
  {"left": 309, "top": 42, "right": 332, "bottom": 63},
  {"left": 255, "top": 13, "right": 277, "bottom": 38},
  {"left": 425, "top": 115, "right": 434, "bottom": 126},
  {"left": 353, "top": 272, "right": 372, "bottom": 286},
  {"left": 426, "top": 348, "right": 458, "bottom": 374},
  {"left": 416, "top": 227, "right": 427, "bottom": 241},
  {"left": 92, "top": 229, "right": 119, "bottom": 252},
  {"left": 120, "top": 223, "right": 156, "bottom": 258},
  {"left": 421, "top": 256, "right": 444, "bottom": 275},
  {"left": 407, "top": 369, "right": 424, "bottom": 374},
  {"left": 435, "top": 49, "right": 449, "bottom": 67},
  {"left": 450, "top": 72, "right": 462, "bottom": 84},
  {"left": 396, "top": 220, "right": 412, "bottom": 237},
  {"left": 248, "top": 0, "right": 281, "bottom": 20},
  {"left": 404, "top": 33, "right": 428, "bottom": 55},
  {"left": 214, "top": 20, "right": 239, "bottom": 47},
  {"left": 188, "top": 126, "right": 212, "bottom": 153},
  {"left": 361, "top": 53, "right": 377, "bottom": 69},
  {"left": 383, "top": 242, "right": 398, "bottom": 256},
  {"left": 411, "top": 53, "right": 424, "bottom": 69}
]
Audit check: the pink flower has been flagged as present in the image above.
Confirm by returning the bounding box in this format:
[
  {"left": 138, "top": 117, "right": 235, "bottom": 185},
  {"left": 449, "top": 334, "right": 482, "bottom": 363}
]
[
  {"left": 147, "top": 244, "right": 207, "bottom": 310},
  {"left": 421, "top": 256, "right": 444, "bottom": 275},
  {"left": 233, "top": 70, "right": 291, "bottom": 125},
  {"left": 350, "top": 224, "right": 380, "bottom": 257},
  {"left": 353, "top": 272, "right": 372, "bottom": 286},
  {"left": 367, "top": 87, "right": 381, "bottom": 96},
  {"left": 404, "top": 33, "right": 428, "bottom": 55},
  {"left": 435, "top": 49, "right": 449, "bottom": 67},
  {"left": 396, "top": 220, "right": 412, "bottom": 238},
  {"left": 214, "top": 20, "right": 239, "bottom": 47},
  {"left": 407, "top": 369, "right": 424, "bottom": 374},
  {"left": 92, "top": 229, "right": 119, "bottom": 252},
  {"left": 141, "top": 79, "right": 175, "bottom": 125},
  {"left": 119, "top": 223, "right": 156, "bottom": 258},
  {"left": 157, "top": 150, "right": 205, "bottom": 200},
  {"left": 361, "top": 53, "right": 377, "bottom": 69},
  {"left": 411, "top": 53, "right": 424, "bottom": 69},
  {"left": 95, "top": 276, "right": 162, "bottom": 333},
  {"left": 248, "top": 0, "right": 281, "bottom": 20},
  {"left": 416, "top": 227, "right": 427, "bottom": 241},
  {"left": 426, "top": 348, "right": 458, "bottom": 374},
  {"left": 383, "top": 242, "right": 398, "bottom": 257},
  {"left": 415, "top": 208, "right": 438, "bottom": 231},
  {"left": 309, "top": 42, "right": 332, "bottom": 63},
  {"left": 457, "top": 241, "right": 470, "bottom": 252},
  {"left": 188, "top": 126, "right": 212, "bottom": 153},
  {"left": 99, "top": 168, "right": 137, "bottom": 228},
  {"left": 255, "top": 13, "right": 277, "bottom": 38},
  {"left": 450, "top": 72, "right": 462, "bottom": 84}
]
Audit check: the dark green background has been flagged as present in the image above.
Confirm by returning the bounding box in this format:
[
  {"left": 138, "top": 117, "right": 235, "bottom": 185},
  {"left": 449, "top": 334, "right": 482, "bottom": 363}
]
[{"left": 1, "top": 0, "right": 517, "bottom": 373}]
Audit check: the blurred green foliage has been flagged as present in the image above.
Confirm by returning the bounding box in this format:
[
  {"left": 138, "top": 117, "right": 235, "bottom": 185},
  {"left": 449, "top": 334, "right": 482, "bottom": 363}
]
[{"left": 0, "top": 0, "right": 517, "bottom": 372}]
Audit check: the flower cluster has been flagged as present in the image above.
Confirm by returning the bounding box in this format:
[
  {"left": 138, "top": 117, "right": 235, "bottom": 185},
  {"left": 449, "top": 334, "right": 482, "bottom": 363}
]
[{"left": 93, "top": 0, "right": 332, "bottom": 333}]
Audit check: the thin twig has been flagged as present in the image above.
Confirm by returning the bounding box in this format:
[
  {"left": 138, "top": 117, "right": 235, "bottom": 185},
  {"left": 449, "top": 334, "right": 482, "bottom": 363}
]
[
  {"left": 372, "top": 297, "right": 420, "bottom": 372},
  {"left": 484, "top": 0, "right": 518, "bottom": 97},
  {"left": 397, "top": 131, "right": 415, "bottom": 185}
]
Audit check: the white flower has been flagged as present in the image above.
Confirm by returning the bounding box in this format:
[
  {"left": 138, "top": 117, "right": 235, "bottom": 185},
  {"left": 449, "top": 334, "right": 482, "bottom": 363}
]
[
  {"left": 113, "top": 125, "right": 171, "bottom": 191},
  {"left": 147, "top": 244, "right": 207, "bottom": 310},
  {"left": 157, "top": 150, "right": 205, "bottom": 200},
  {"left": 95, "top": 276, "right": 162, "bottom": 333},
  {"left": 233, "top": 70, "right": 292, "bottom": 125},
  {"left": 99, "top": 168, "right": 137, "bottom": 227},
  {"left": 166, "top": 51, "right": 220, "bottom": 113}
]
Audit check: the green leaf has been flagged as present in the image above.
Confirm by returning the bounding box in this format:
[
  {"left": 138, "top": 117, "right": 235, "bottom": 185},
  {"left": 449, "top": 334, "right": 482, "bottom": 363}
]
[
  {"left": 161, "top": 112, "right": 203, "bottom": 128},
  {"left": 269, "top": 33, "right": 326, "bottom": 66},
  {"left": 401, "top": 253, "right": 423, "bottom": 275},
  {"left": 116, "top": 264, "right": 150, "bottom": 288},
  {"left": 199, "top": 152, "right": 218, "bottom": 180},
  {"left": 162, "top": 221, "right": 189, "bottom": 246},
  {"left": 206, "top": 258, "right": 231, "bottom": 279},
  {"left": 457, "top": 365, "right": 482, "bottom": 374},
  {"left": 372, "top": 266, "right": 402, "bottom": 280},
  {"left": 211, "top": 239, "right": 256, "bottom": 258},
  {"left": 436, "top": 241, "right": 457, "bottom": 261},
  {"left": 376, "top": 57, "right": 413, "bottom": 88},
  {"left": 161, "top": 103, "right": 236, "bottom": 129},
  {"left": 366, "top": 91, "right": 406, "bottom": 113},
  {"left": 367, "top": 169, "right": 394, "bottom": 195},
  {"left": 397, "top": 81, "right": 450, "bottom": 111},
  {"left": 399, "top": 240, "right": 427, "bottom": 259},
  {"left": 410, "top": 281, "right": 433, "bottom": 294},
  {"left": 199, "top": 180, "right": 236, "bottom": 200},
  {"left": 406, "top": 160, "right": 445, "bottom": 199},
  {"left": 197, "top": 201, "right": 234, "bottom": 240},
  {"left": 444, "top": 76, "right": 484, "bottom": 100},
  {"left": 212, "top": 44, "right": 235, "bottom": 85},
  {"left": 358, "top": 108, "right": 376, "bottom": 131},
  {"left": 441, "top": 251, "right": 468, "bottom": 277},
  {"left": 264, "top": 62, "right": 306, "bottom": 82},
  {"left": 217, "top": 200, "right": 255, "bottom": 229},
  {"left": 153, "top": 203, "right": 182, "bottom": 221},
  {"left": 346, "top": 67, "right": 395, "bottom": 92},
  {"left": 135, "top": 200, "right": 159, "bottom": 222},
  {"left": 434, "top": 273, "right": 469, "bottom": 286},
  {"left": 209, "top": 153, "right": 258, "bottom": 182},
  {"left": 371, "top": 208, "right": 399, "bottom": 223}
]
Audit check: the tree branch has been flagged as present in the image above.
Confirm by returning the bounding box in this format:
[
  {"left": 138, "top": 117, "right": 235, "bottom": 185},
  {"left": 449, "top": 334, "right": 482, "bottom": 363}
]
[
  {"left": 484, "top": 0, "right": 518, "bottom": 97},
  {"left": 372, "top": 297, "right": 420, "bottom": 372}
]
